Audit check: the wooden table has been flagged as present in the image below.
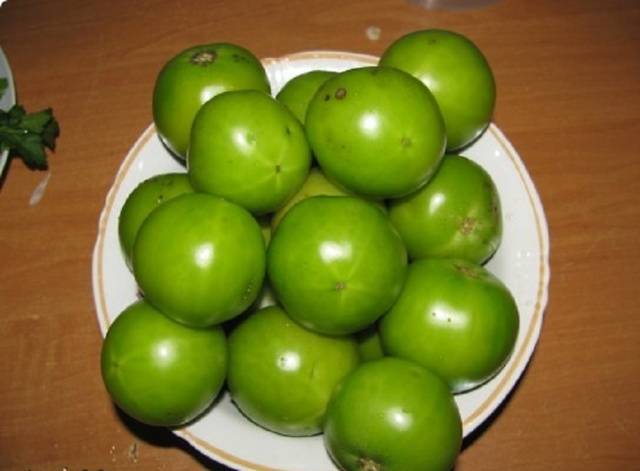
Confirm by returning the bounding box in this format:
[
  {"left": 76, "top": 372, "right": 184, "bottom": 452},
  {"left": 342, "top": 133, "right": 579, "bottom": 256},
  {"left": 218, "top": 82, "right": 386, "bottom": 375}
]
[{"left": 1, "top": 0, "right": 639, "bottom": 469}]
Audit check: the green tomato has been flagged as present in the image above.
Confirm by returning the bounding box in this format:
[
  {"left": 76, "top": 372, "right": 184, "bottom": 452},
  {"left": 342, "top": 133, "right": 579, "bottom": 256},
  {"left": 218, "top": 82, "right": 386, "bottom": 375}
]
[
  {"left": 306, "top": 66, "right": 446, "bottom": 198},
  {"left": 379, "top": 258, "right": 519, "bottom": 393},
  {"left": 388, "top": 154, "right": 502, "bottom": 264},
  {"left": 152, "top": 43, "right": 270, "bottom": 158},
  {"left": 324, "top": 357, "right": 462, "bottom": 471},
  {"left": 101, "top": 299, "right": 227, "bottom": 427},
  {"left": 271, "top": 167, "right": 350, "bottom": 229},
  {"left": 118, "top": 173, "right": 193, "bottom": 269},
  {"left": 133, "top": 193, "right": 265, "bottom": 327},
  {"left": 227, "top": 305, "right": 360, "bottom": 436},
  {"left": 188, "top": 90, "right": 312, "bottom": 215},
  {"left": 276, "top": 70, "right": 337, "bottom": 123},
  {"left": 271, "top": 167, "right": 386, "bottom": 230},
  {"left": 268, "top": 196, "right": 407, "bottom": 335},
  {"left": 380, "top": 29, "right": 496, "bottom": 151}
]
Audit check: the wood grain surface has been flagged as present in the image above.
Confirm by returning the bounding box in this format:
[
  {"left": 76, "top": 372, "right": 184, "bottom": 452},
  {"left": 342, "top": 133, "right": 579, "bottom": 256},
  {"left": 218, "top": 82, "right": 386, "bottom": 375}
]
[{"left": 1, "top": 0, "right": 639, "bottom": 470}]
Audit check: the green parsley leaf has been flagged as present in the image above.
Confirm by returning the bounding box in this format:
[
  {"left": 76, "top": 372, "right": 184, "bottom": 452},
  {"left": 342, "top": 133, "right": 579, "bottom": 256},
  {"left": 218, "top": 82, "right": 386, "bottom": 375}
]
[{"left": 0, "top": 104, "right": 60, "bottom": 169}]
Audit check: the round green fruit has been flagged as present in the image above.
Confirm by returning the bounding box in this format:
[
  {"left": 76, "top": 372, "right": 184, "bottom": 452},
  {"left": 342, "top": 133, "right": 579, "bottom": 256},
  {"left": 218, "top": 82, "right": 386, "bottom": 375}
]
[
  {"left": 152, "top": 43, "right": 270, "bottom": 158},
  {"left": 268, "top": 196, "right": 407, "bottom": 335},
  {"left": 188, "top": 90, "right": 311, "bottom": 215},
  {"left": 388, "top": 154, "right": 502, "bottom": 264},
  {"left": 118, "top": 173, "right": 193, "bottom": 269},
  {"left": 380, "top": 29, "right": 496, "bottom": 150},
  {"left": 227, "top": 306, "right": 360, "bottom": 436},
  {"left": 324, "top": 357, "right": 462, "bottom": 471},
  {"left": 271, "top": 167, "right": 386, "bottom": 230},
  {"left": 101, "top": 299, "right": 227, "bottom": 427},
  {"left": 271, "top": 167, "right": 351, "bottom": 229},
  {"left": 379, "top": 258, "right": 519, "bottom": 393},
  {"left": 276, "top": 70, "right": 337, "bottom": 123},
  {"left": 306, "top": 66, "right": 446, "bottom": 198},
  {"left": 132, "top": 193, "right": 265, "bottom": 327}
]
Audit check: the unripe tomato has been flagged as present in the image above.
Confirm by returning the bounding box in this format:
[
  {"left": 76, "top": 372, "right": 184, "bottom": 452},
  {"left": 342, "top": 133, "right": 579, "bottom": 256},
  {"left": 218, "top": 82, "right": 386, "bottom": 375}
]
[
  {"left": 268, "top": 196, "right": 407, "bottom": 335},
  {"left": 271, "top": 167, "right": 351, "bottom": 229},
  {"left": 227, "top": 306, "right": 360, "bottom": 436},
  {"left": 118, "top": 173, "right": 193, "bottom": 269},
  {"left": 188, "top": 90, "right": 311, "bottom": 215},
  {"left": 271, "top": 167, "right": 386, "bottom": 230},
  {"left": 276, "top": 70, "right": 337, "bottom": 123},
  {"left": 132, "top": 193, "right": 265, "bottom": 327},
  {"left": 380, "top": 258, "right": 519, "bottom": 393},
  {"left": 324, "top": 357, "right": 462, "bottom": 471},
  {"left": 380, "top": 29, "right": 496, "bottom": 150},
  {"left": 388, "top": 154, "right": 502, "bottom": 264},
  {"left": 101, "top": 300, "right": 227, "bottom": 427},
  {"left": 306, "top": 66, "right": 446, "bottom": 198},
  {"left": 152, "top": 43, "right": 270, "bottom": 158}
]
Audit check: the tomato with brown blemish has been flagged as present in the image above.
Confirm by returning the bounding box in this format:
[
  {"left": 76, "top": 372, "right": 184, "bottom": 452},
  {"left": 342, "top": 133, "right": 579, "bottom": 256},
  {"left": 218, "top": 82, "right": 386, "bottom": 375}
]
[
  {"left": 152, "top": 43, "right": 271, "bottom": 159},
  {"left": 388, "top": 154, "right": 502, "bottom": 264},
  {"left": 276, "top": 70, "right": 337, "bottom": 124}
]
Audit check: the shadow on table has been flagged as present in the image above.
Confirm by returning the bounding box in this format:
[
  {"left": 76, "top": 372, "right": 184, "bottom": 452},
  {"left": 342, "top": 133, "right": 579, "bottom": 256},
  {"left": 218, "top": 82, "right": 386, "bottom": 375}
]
[
  {"left": 458, "top": 353, "right": 535, "bottom": 456},
  {"left": 115, "top": 407, "right": 234, "bottom": 470}
]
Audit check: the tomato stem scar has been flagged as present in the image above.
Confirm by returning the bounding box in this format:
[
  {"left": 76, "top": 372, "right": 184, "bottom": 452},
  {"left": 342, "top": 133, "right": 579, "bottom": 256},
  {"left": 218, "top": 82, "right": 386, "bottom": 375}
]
[{"left": 191, "top": 49, "right": 217, "bottom": 66}]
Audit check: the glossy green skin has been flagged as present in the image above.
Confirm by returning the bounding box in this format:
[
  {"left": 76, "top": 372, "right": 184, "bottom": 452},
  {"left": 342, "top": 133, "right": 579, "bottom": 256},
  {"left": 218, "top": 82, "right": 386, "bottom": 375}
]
[
  {"left": 227, "top": 306, "right": 360, "bottom": 436},
  {"left": 188, "top": 90, "right": 312, "bottom": 215},
  {"left": 118, "top": 173, "right": 193, "bottom": 269},
  {"left": 324, "top": 357, "right": 462, "bottom": 471},
  {"left": 380, "top": 258, "right": 519, "bottom": 393},
  {"left": 268, "top": 196, "right": 407, "bottom": 335},
  {"left": 306, "top": 66, "right": 446, "bottom": 198},
  {"left": 271, "top": 167, "right": 385, "bottom": 229},
  {"left": 389, "top": 155, "right": 502, "bottom": 264},
  {"left": 101, "top": 300, "right": 227, "bottom": 427},
  {"left": 271, "top": 168, "right": 350, "bottom": 229},
  {"left": 380, "top": 29, "right": 496, "bottom": 151},
  {"left": 132, "top": 193, "right": 266, "bottom": 327},
  {"left": 152, "top": 43, "right": 270, "bottom": 158},
  {"left": 276, "top": 70, "right": 337, "bottom": 123}
]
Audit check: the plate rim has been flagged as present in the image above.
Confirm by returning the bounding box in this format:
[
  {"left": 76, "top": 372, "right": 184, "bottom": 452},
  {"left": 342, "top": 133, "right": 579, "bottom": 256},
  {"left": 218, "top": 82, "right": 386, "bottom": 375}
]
[
  {"left": 91, "top": 50, "right": 550, "bottom": 470},
  {"left": 0, "top": 45, "right": 17, "bottom": 174},
  {"left": 0, "top": 45, "right": 16, "bottom": 106}
]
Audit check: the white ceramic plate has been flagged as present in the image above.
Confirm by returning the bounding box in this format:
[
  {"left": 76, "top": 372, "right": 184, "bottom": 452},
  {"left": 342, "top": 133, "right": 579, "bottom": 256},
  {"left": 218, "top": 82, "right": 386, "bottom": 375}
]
[
  {"left": 0, "top": 46, "right": 16, "bottom": 175},
  {"left": 92, "top": 51, "right": 550, "bottom": 471}
]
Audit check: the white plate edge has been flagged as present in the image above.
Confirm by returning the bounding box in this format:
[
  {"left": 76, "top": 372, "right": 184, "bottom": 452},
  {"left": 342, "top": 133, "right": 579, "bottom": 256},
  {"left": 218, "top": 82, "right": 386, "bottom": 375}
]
[
  {"left": 460, "top": 124, "right": 551, "bottom": 435},
  {"left": 91, "top": 123, "right": 157, "bottom": 336}
]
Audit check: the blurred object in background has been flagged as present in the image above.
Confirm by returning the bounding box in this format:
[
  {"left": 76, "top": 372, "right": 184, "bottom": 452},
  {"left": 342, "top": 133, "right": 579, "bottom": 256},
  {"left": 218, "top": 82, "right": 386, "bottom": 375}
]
[{"left": 409, "top": 0, "right": 498, "bottom": 10}]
